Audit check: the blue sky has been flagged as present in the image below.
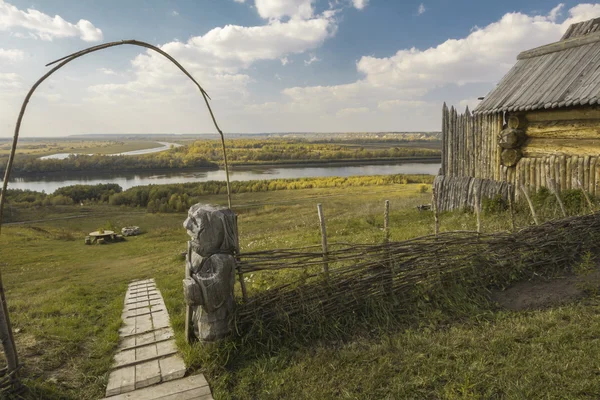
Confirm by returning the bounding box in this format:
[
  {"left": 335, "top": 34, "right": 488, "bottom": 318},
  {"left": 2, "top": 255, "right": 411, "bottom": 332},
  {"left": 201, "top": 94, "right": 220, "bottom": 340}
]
[{"left": 0, "top": 0, "right": 598, "bottom": 136}]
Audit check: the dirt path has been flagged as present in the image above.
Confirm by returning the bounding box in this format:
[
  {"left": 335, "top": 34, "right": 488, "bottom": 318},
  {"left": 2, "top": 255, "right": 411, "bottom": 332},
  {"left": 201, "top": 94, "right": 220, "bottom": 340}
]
[{"left": 491, "top": 267, "right": 600, "bottom": 311}]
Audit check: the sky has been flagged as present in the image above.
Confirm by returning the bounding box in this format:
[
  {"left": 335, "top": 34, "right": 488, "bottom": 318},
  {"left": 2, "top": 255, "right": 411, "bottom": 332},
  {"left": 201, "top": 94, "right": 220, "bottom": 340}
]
[{"left": 0, "top": 0, "right": 599, "bottom": 137}]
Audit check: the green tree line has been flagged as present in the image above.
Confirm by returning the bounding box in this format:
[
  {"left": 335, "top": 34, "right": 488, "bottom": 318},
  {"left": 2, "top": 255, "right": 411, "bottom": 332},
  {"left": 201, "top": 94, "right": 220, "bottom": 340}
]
[
  {"left": 0, "top": 152, "right": 217, "bottom": 175},
  {"left": 3, "top": 174, "right": 434, "bottom": 213},
  {"left": 178, "top": 139, "right": 440, "bottom": 164}
]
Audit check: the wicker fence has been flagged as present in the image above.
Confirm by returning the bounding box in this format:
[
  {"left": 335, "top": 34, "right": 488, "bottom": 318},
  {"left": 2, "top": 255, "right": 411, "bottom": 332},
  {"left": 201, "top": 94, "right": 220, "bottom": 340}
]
[{"left": 233, "top": 211, "right": 600, "bottom": 333}]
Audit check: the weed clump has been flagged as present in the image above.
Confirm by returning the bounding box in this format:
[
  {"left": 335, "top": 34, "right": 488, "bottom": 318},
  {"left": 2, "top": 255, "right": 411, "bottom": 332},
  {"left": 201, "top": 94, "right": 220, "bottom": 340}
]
[{"left": 482, "top": 194, "right": 506, "bottom": 214}]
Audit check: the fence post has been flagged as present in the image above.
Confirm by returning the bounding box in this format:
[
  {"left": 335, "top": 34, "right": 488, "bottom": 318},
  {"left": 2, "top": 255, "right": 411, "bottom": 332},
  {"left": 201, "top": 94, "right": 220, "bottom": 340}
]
[
  {"left": 0, "top": 271, "right": 19, "bottom": 388},
  {"left": 577, "top": 179, "right": 594, "bottom": 213},
  {"left": 234, "top": 215, "right": 248, "bottom": 302},
  {"left": 317, "top": 204, "right": 329, "bottom": 275},
  {"left": 384, "top": 200, "right": 390, "bottom": 243},
  {"left": 432, "top": 185, "right": 439, "bottom": 237},
  {"left": 507, "top": 184, "right": 516, "bottom": 233},
  {"left": 474, "top": 189, "right": 481, "bottom": 234},
  {"left": 547, "top": 176, "right": 566, "bottom": 217},
  {"left": 185, "top": 242, "right": 194, "bottom": 343},
  {"left": 383, "top": 200, "right": 393, "bottom": 295},
  {"left": 520, "top": 184, "right": 539, "bottom": 225}
]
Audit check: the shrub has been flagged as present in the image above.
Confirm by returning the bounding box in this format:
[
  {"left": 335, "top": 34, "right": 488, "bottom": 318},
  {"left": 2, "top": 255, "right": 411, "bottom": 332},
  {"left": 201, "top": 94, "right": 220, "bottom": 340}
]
[
  {"left": 561, "top": 189, "right": 585, "bottom": 215},
  {"left": 50, "top": 195, "right": 74, "bottom": 206},
  {"left": 482, "top": 194, "right": 506, "bottom": 214},
  {"left": 530, "top": 186, "right": 551, "bottom": 209}
]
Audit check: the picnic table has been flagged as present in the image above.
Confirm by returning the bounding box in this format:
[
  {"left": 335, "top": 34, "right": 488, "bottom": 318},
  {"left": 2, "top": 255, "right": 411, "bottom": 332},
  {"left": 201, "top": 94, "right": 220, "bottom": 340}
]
[{"left": 85, "top": 230, "right": 123, "bottom": 245}]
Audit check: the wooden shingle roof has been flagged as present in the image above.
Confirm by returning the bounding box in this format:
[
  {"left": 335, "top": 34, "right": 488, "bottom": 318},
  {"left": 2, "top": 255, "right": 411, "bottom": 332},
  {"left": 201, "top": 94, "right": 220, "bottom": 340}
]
[{"left": 474, "top": 18, "right": 600, "bottom": 115}]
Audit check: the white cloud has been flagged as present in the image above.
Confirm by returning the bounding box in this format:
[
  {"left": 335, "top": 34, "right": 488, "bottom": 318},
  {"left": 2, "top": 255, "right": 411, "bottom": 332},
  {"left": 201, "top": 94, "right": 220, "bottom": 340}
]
[
  {"left": 353, "top": 4, "right": 600, "bottom": 91},
  {"left": 304, "top": 54, "right": 320, "bottom": 65},
  {"left": 0, "top": 0, "right": 102, "bottom": 41},
  {"left": 378, "top": 99, "right": 426, "bottom": 111},
  {"left": 172, "top": 17, "right": 334, "bottom": 68},
  {"left": 98, "top": 68, "right": 117, "bottom": 75},
  {"left": 548, "top": 3, "right": 564, "bottom": 22},
  {"left": 417, "top": 3, "right": 426, "bottom": 15},
  {"left": 564, "top": 3, "right": 600, "bottom": 23},
  {"left": 0, "top": 72, "right": 21, "bottom": 89},
  {"left": 171, "top": 10, "right": 179, "bottom": 16},
  {"left": 234, "top": 0, "right": 246, "bottom": 2},
  {"left": 0, "top": 48, "right": 23, "bottom": 62},
  {"left": 255, "top": 0, "right": 314, "bottom": 20},
  {"left": 336, "top": 107, "right": 369, "bottom": 117},
  {"left": 280, "top": 57, "right": 289, "bottom": 65},
  {"left": 352, "top": 0, "right": 369, "bottom": 10},
  {"left": 86, "top": 10, "right": 337, "bottom": 107}
]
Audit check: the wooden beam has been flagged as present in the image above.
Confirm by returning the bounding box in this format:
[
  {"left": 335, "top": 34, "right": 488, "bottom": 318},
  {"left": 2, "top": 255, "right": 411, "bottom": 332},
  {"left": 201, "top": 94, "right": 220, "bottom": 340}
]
[
  {"left": 518, "top": 31, "right": 600, "bottom": 60},
  {"left": 523, "top": 138, "right": 600, "bottom": 157},
  {"left": 525, "top": 107, "right": 600, "bottom": 123},
  {"left": 525, "top": 119, "right": 600, "bottom": 138}
]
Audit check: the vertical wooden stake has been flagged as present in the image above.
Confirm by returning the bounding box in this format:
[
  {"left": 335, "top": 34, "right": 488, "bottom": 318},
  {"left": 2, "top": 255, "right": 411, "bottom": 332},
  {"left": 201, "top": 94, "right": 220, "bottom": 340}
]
[
  {"left": 520, "top": 184, "right": 539, "bottom": 225},
  {"left": 383, "top": 200, "right": 393, "bottom": 295},
  {"left": 317, "top": 204, "right": 329, "bottom": 275},
  {"left": 507, "top": 184, "right": 516, "bottom": 233},
  {"left": 384, "top": 200, "right": 390, "bottom": 243},
  {"left": 432, "top": 185, "right": 439, "bottom": 237},
  {"left": 474, "top": 189, "right": 481, "bottom": 234},
  {"left": 547, "top": 176, "right": 566, "bottom": 217},
  {"left": 184, "top": 241, "right": 194, "bottom": 343},
  {"left": 0, "top": 270, "right": 18, "bottom": 380},
  {"left": 233, "top": 215, "right": 248, "bottom": 302},
  {"left": 578, "top": 179, "right": 594, "bottom": 214}
]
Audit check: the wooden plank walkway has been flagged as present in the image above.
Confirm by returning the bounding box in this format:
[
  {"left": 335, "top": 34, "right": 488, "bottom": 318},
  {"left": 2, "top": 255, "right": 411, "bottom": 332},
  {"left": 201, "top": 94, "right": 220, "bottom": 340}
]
[{"left": 103, "top": 279, "right": 213, "bottom": 399}]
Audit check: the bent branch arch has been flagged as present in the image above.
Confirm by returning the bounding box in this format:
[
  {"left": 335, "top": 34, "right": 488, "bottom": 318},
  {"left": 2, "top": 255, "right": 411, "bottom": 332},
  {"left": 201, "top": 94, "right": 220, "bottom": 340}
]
[
  {"left": 0, "top": 40, "right": 233, "bottom": 390},
  {"left": 0, "top": 39, "right": 233, "bottom": 233}
]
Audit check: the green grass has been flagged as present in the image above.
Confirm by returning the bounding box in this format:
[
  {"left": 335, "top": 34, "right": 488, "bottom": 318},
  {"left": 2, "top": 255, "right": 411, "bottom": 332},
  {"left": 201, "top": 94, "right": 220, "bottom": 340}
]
[
  {"left": 213, "top": 303, "right": 600, "bottom": 399},
  {"left": 0, "top": 183, "right": 598, "bottom": 399}
]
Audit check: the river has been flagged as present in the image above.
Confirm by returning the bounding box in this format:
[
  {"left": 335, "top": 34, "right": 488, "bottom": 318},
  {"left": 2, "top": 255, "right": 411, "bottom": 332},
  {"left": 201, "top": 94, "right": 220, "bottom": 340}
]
[
  {"left": 39, "top": 141, "right": 183, "bottom": 160},
  {"left": 4, "top": 162, "right": 441, "bottom": 193}
]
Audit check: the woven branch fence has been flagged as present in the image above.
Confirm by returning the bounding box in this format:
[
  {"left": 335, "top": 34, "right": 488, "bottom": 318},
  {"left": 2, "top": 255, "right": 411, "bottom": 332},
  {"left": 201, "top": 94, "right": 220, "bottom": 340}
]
[{"left": 233, "top": 212, "right": 600, "bottom": 333}]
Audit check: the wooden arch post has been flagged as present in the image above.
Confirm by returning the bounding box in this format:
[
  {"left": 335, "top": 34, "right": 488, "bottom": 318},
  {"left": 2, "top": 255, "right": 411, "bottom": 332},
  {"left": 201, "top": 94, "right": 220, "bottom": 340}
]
[{"left": 0, "top": 40, "right": 232, "bottom": 391}]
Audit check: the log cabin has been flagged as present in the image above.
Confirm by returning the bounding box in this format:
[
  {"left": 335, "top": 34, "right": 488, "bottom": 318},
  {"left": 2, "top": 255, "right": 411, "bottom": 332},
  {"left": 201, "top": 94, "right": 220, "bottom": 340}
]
[{"left": 435, "top": 17, "right": 600, "bottom": 211}]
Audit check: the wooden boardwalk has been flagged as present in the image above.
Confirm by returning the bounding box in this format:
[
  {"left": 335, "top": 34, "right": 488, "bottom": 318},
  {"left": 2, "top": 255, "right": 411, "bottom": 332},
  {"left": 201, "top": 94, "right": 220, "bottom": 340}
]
[{"left": 103, "top": 279, "right": 213, "bottom": 399}]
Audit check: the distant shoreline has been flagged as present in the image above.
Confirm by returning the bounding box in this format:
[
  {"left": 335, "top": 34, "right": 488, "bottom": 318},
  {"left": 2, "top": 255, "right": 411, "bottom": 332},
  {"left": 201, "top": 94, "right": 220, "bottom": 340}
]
[
  {"left": 5, "top": 156, "right": 441, "bottom": 179},
  {"left": 4, "top": 165, "right": 219, "bottom": 179},
  {"left": 229, "top": 156, "right": 441, "bottom": 169}
]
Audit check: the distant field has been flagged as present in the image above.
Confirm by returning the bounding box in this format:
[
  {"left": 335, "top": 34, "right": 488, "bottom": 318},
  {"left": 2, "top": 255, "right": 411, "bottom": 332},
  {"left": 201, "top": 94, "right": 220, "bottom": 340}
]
[{"left": 0, "top": 140, "right": 163, "bottom": 156}]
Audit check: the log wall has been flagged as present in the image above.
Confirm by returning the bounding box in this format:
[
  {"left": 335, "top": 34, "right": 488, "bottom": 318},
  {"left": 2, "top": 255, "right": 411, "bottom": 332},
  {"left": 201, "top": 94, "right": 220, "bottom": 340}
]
[
  {"left": 439, "top": 104, "right": 600, "bottom": 211},
  {"left": 441, "top": 103, "right": 503, "bottom": 180}
]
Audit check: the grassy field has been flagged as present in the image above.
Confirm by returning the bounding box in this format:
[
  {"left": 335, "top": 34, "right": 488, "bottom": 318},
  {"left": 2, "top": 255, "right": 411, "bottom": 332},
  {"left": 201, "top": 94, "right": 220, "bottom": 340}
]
[
  {"left": 0, "top": 183, "right": 599, "bottom": 399},
  {"left": 0, "top": 140, "right": 163, "bottom": 156}
]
